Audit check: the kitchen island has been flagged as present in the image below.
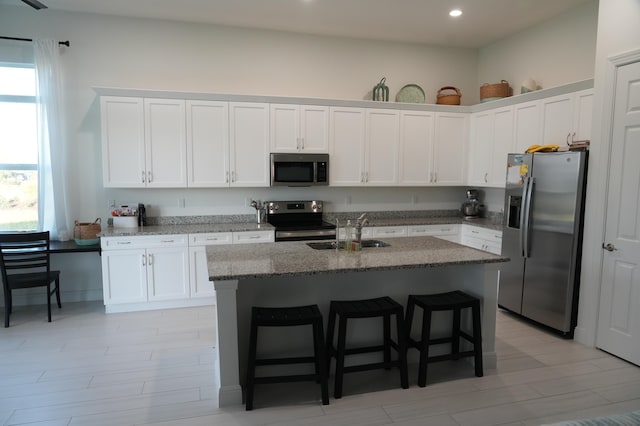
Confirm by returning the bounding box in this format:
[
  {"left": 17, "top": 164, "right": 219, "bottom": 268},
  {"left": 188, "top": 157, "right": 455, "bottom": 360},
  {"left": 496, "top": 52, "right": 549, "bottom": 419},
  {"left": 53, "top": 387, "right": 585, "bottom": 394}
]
[{"left": 207, "top": 236, "right": 509, "bottom": 407}]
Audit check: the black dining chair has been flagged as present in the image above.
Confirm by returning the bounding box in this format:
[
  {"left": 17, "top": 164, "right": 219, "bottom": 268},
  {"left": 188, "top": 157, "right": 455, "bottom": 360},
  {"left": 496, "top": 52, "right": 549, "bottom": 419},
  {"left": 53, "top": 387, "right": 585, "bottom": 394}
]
[{"left": 0, "top": 231, "right": 61, "bottom": 327}]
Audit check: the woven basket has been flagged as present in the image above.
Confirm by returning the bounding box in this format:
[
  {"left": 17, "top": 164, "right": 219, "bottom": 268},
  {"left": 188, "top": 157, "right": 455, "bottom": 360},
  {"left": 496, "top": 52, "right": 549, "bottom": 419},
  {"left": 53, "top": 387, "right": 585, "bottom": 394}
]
[
  {"left": 436, "top": 86, "right": 461, "bottom": 105},
  {"left": 74, "top": 218, "right": 101, "bottom": 240},
  {"left": 480, "top": 80, "right": 511, "bottom": 101}
]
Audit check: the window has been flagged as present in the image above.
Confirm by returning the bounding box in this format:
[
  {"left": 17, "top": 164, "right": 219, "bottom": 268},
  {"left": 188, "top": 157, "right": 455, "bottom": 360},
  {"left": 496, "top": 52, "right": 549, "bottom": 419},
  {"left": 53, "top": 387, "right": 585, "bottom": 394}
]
[{"left": 0, "top": 64, "right": 38, "bottom": 231}]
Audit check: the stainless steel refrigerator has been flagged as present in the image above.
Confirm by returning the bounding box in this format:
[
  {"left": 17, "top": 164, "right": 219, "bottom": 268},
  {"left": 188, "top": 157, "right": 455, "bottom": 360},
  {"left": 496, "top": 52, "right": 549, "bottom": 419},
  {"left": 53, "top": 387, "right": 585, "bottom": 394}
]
[{"left": 499, "top": 151, "right": 588, "bottom": 337}]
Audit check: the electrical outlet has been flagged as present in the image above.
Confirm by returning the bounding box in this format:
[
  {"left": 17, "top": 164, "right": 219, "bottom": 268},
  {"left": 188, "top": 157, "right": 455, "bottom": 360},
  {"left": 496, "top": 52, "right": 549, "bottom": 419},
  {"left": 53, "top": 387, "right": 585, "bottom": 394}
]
[{"left": 178, "top": 198, "right": 186, "bottom": 208}]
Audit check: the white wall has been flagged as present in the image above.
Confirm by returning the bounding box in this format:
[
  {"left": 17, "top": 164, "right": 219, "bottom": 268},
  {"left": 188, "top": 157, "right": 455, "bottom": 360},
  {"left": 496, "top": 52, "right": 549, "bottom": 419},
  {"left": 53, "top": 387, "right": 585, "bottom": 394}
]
[
  {"left": 477, "top": 0, "right": 598, "bottom": 95},
  {"left": 575, "top": 0, "right": 640, "bottom": 346}
]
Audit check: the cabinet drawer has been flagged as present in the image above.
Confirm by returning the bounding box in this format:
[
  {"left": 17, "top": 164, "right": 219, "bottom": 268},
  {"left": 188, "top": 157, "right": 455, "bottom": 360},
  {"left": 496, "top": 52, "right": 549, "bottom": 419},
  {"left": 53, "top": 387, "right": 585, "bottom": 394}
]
[
  {"left": 372, "top": 226, "right": 407, "bottom": 238},
  {"left": 102, "top": 234, "right": 187, "bottom": 250},
  {"left": 407, "top": 224, "right": 459, "bottom": 236},
  {"left": 190, "top": 232, "right": 233, "bottom": 246},
  {"left": 233, "top": 230, "right": 274, "bottom": 244}
]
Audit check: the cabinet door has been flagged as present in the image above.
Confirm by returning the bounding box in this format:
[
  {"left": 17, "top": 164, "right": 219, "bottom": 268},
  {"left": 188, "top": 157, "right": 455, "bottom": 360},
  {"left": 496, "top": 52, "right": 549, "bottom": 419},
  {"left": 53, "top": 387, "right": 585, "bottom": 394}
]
[
  {"left": 365, "top": 109, "right": 399, "bottom": 185},
  {"left": 489, "top": 107, "right": 514, "bottom": 186},
  {"left": 433, "top": 112, "right": 468, "bottom": 185},
  {"left": 513, "top": 101, "right": 540, "bottom": 154},
  {"left": 101, "top": 248, "right": 147, "bottom": 304},
  {"left": 399, "top": 111, "right": 434, "bottom": 186},
  {"left": 144, "top": 99, "right": 187, "bottom": 187},
  {"left": 233, "top": 230, "right": 275, "bottom": 244},
  {"left": 229, "top": 102, "right": 270, "bottom": 187},
  {"left": 300, "top": 105, "right": 329, "bottom": 153},
  {"left": 329, "top": 107, "right": 366, "bottom": 186},
  {"left": 573, "top": 89, "right": 593, "bottom": 142},
  {"left": 270, "top": 103, "right": 300, "bottom": 153},
  {"left": 189, "top": 246, "right": 216, "bottom": 298},
  {"left": 468, "top": 111, "right": 494, "bottom": 186},
  {"left": 540, "top": 94, "right": 574, "bottom": 146},
  {"left": 186, "top": 100, "right": 230, "bottom": 187},
  {"left": 146, "top": 246, "right": 190, "bottom": 301},
  {"left": 100, "top": 96, "right": 146, "bottom": 188}
]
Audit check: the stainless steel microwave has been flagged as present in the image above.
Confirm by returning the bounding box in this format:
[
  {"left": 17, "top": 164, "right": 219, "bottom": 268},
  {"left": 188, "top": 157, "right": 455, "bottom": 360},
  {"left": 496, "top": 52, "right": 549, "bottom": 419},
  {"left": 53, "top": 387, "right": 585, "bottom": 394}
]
[{"left": 270, "top": 153, "right": 329, "bottom": 187}]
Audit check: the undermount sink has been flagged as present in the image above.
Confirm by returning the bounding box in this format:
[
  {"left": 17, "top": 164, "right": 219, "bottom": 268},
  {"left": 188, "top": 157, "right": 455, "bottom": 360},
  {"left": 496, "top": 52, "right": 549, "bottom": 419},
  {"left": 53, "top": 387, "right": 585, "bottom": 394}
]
[{"left": 306, "top": 240, "right": 390, "bottom": 250}]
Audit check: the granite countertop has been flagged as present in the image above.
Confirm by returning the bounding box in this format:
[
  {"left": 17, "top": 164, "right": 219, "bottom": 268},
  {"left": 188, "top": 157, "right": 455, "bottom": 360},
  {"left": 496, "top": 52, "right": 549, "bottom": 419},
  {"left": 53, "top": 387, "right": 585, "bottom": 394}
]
[
  {"left": 99, "top": 215, "right": 501, "bottom": 237},
  {"left": 206, "top": 236, "right": 509, "bottom": 281},
  {"left": 99, "top": 222, "right": 274, "bottom": 237}
]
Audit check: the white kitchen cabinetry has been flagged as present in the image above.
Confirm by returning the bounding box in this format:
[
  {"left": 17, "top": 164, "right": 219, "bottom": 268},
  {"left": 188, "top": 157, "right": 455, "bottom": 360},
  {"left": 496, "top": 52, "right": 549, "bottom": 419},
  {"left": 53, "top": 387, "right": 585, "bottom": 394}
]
[
  {"left": 407, "top": 224, "right": 460, "bottom": 243},
  {"left": 229, "top": 102, "right": 270, "bottom": 187},
  {"left": 461, "top": 225, "right": 502, "bottom": 255},
  {"left": 399, "top": 111, "right": 435, "bottom": 186},
  {"left": 100, "top": 96, "right": 145, "bottom": 188},
  {"left": 101, "top": 97, "right": 188, "bottom": 188},
  {"left": 189, "top": 232, "right": 233, "bottom": 298},
  {"left": 270, "top": 104, "right": 329, "bottom": 153},
  {"left": 101, "top": 235, "right": 190, "bottom": 311},
  {"left": 468, "top": 106, "right": 513, "bottom": 187},
  {"left": 189, "top": 230, "right": 274, "bottom": 299},
  {"left": 329, "top": 107, "right": 366, "bottom": 186},
  {"left": 186, "top": 100, "right": 229, "bottom": 187},
  {"left": 513, "top": 100, "right": 541, "bottom": 154},
  {"left": 365, "top": 109, "right": 400, "bottom": 185},
  {"left": 329, "top": 107, "right": 399, "bottom": 186},
  {"left": 372, "top": 225, "right": 407, "bottom": 238},
  {"left": 432, "top": 112, "right": 468, "bottom": 185}
]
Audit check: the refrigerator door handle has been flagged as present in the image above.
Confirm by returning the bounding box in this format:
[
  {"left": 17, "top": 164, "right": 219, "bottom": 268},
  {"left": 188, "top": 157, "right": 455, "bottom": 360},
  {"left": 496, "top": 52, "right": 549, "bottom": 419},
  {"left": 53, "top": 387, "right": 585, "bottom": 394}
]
[
  {"left": 522, "top": 176, "right": 535, "bottom": 258},
  {"left": 518, "top": 177, "right": 529, "bottom": 257}
]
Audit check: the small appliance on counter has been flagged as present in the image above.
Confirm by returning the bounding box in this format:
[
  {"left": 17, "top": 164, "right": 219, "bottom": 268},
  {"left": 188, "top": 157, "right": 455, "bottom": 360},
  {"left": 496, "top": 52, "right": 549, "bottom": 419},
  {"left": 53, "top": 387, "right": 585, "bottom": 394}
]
[{"left": 461, "top": 189, "right": 485, "bottom": 218}]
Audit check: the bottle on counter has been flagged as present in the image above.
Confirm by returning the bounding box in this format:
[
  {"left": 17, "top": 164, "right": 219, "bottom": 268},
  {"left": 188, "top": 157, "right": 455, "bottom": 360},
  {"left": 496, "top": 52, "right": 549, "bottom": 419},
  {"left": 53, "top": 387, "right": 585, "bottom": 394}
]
[{"left": 344, "top": 220, "right": 353, "bottom": 252}]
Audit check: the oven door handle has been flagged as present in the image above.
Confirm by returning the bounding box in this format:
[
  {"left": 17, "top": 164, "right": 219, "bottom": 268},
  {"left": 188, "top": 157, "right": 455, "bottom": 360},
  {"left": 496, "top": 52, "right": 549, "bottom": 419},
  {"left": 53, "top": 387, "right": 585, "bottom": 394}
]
[{"left": 276, "top": 229, "right": 336, "bottom": 240}]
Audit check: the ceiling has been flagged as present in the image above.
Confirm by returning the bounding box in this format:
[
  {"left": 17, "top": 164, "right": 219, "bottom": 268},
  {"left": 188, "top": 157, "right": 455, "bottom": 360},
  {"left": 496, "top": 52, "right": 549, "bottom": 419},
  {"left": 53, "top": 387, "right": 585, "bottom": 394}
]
[{"left": 2, "top": 0, "right": 593, "bottom": 48}]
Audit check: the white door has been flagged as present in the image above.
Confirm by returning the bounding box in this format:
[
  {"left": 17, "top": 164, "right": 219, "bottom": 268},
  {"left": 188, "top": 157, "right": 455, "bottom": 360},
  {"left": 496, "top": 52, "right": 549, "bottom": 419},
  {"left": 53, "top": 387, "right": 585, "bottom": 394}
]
[
  {"left": 270, "top": 104, "right": 300, "bottom": 152},
  {"left": 147, "top": 246, "right": 190, "bottom": 301},
  {"left": 490, "top": 106, "right": 514, "bottom": 186},
  {"left": 433, "top": 112, "right": 468, "bottom": 185},
  {"left": 540, "top": 94, "right": 574, "bottom": 146},
  {"left": 365, "top": 109, "right": 399, "bottom": 185},
  {"left": 144, "top": 98, "right": 187, "bottom": 187},
  {"left": 299, "top": 105, "right": 329, "bottom": 153},
  {"left": 468, "top": 111, "right": 493, "bottom": 186},
  {"left": 101, "top": 249, "right": 147, "bottom": 304},
  {"left": 513, "top": 101, "right": 540, "bottom": 154},
  {"left": 597, "top": 60, "right": 640, "bottom": 366},
  {"left": 398, "top": 110, "right": 434, "bottom": 186},
  {"left": 329, "top": 107, "right": 365, "bottom": 186},
  {"left": 186, "top": 100, "right": 229, "bottom": 187},
  {"left": 229, "top": 102, "right": 270, "bottom": 187}
]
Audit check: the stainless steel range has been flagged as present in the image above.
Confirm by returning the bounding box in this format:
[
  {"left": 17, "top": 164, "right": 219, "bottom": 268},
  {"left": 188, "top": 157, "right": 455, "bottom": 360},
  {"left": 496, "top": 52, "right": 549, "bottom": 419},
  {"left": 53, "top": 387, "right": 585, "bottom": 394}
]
[{"left": 265, "top": 200, "right": 336, "bottom": 242}]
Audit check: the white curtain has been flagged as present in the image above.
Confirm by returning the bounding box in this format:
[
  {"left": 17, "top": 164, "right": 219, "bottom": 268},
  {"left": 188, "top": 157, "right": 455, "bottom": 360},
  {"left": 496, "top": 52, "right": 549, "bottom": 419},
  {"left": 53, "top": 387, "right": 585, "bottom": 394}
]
[{"left": 33, "top": 39, "right": 69, "bottom": 240}]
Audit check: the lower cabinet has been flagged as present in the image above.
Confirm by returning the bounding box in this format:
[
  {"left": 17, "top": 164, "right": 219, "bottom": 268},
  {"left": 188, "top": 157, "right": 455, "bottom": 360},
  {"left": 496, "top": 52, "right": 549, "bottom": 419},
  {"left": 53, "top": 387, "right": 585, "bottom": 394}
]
[
  {"left": 407, "top": 224, "right": 460, "bottom": 243},
  {"left": 461, "top": 224, "right": 502, "bottom": 255},
  {"left": 101, "top": 235, "right": 190, "bottom": 310},
  {"left": 102, "top": 230, "right": 274, "bottom": 312},
  {"left": 189, "top": 230, "right": 274, "bottom": 299}
]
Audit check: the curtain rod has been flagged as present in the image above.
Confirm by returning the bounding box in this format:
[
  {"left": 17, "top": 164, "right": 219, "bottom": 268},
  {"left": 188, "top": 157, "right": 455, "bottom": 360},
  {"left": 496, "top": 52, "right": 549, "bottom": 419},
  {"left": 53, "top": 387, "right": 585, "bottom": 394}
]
[{"left": 0, "top": 36, "right": 70, "bottom": 47}]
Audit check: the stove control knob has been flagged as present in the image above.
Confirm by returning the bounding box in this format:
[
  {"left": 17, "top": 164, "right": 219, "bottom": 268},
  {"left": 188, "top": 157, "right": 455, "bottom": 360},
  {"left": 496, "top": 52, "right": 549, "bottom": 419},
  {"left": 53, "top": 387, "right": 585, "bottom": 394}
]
[{"left": 315, "top": 203, "right": 323, "bottom": 211}]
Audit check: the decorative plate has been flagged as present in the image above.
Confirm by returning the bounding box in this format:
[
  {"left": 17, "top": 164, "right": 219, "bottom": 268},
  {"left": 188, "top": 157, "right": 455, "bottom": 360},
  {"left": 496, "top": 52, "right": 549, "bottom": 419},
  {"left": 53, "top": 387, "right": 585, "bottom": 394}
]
[{"left": 396, "top": 84, "right": 425, "bottom": 103}]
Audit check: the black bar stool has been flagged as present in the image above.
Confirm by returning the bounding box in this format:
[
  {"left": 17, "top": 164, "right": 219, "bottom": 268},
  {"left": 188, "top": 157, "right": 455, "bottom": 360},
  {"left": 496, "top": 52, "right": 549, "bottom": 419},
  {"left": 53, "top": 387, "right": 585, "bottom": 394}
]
[
  {"left": 326, "top": 296, "right": 409, "bottom": 398},
  {"left": 245, "top": 305, "right": 329, "bottom": 410},
  {"left": 405, "top": 290, "right": 483, "bottom": 387}
]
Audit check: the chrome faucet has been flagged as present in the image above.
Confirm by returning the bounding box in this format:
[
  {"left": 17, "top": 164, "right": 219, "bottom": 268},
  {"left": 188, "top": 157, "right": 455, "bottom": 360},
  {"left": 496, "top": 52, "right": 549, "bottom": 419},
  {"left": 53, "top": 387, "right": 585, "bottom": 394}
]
[{"left": 355, "top": 213, "right": 369, "bottom": 242}]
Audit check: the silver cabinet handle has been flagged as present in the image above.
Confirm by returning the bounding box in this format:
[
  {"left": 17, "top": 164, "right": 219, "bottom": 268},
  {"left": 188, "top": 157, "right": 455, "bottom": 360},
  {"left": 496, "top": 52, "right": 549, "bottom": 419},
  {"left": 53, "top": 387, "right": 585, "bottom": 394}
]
[
  {"left": 484, "top": 172, "right": 488, "bottom": 183},
  {"left": 141, "top": 171, "right": 146, "bottom": 183},
  {"left": 161, "top": 240, "right": 174, "bottom": 243},
  {"left": 147, "top": 171, "right": 152, "bottom": 183},
  {"left": 231, "top": 171, "right": 236, "bottom": 182},
  {"left": 142, "top": 254, "right": 146, "bottom": 266},
  {"left": 148, "top": 253, "right": 153, "bottom": 265},
  {"left": 225, "top": 171, "right": 229, "bottom": 183},
  {"left": 117, "top": 241, "right": 132, "bottom": 245},
  {"left": 434, "top": 172, "right": 437, "bottom": 183},
  {"left": 602, "top": 243, "right": 617, "bottom": 252},
  {"left": 300, "top": 137, "right": 304, "bottom": 150}
]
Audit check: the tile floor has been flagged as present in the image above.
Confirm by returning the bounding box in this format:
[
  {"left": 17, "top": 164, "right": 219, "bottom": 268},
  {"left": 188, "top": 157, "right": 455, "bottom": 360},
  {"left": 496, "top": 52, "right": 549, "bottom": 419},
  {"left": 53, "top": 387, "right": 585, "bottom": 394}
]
[{"left": 0, "top": 301, "right": 638, "bottom": 425}]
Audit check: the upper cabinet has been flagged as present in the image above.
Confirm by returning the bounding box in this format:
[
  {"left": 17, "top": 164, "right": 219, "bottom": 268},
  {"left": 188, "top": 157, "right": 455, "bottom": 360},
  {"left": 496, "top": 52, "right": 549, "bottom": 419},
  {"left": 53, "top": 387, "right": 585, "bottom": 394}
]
[
  {"left": 432, "top": 112, "right": 468, "bottom": 185},
  {"left": 186, "top": 100, "right": 229, "bottom": 188},
  {"left": 468, "top": 106, "right": 513, "bottom": 187},
  {"left": 270, "top": 104, "right": 329, "bottom": 153},
  {"left": 101, "top": 97, "right": 187, "bottom": 188},
  {"left": 329, "top": 107, "right": 399, "bottom": 186},
  {"left": 398, "top": 111, "right": 435, "bottom": 186},
  {"left": 229, "top": 102, "right": 270, "bottom": 187},
  {"left": 513, "top": 100, "right": 541, "bottom": 154}
]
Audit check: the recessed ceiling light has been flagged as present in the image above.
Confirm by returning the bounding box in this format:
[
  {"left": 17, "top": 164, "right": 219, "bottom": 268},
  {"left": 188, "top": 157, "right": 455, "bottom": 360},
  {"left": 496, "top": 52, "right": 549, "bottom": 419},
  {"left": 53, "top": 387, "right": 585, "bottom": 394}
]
[{"left": 449, "top": 9, "right": 462, "bottom": 17}]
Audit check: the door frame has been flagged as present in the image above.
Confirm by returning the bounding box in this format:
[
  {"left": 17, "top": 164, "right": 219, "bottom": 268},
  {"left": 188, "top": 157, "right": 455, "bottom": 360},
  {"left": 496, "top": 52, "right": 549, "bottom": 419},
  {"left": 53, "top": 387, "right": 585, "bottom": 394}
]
[{"left": 576, "top": 48, "right": 640, "bottom": 346}]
